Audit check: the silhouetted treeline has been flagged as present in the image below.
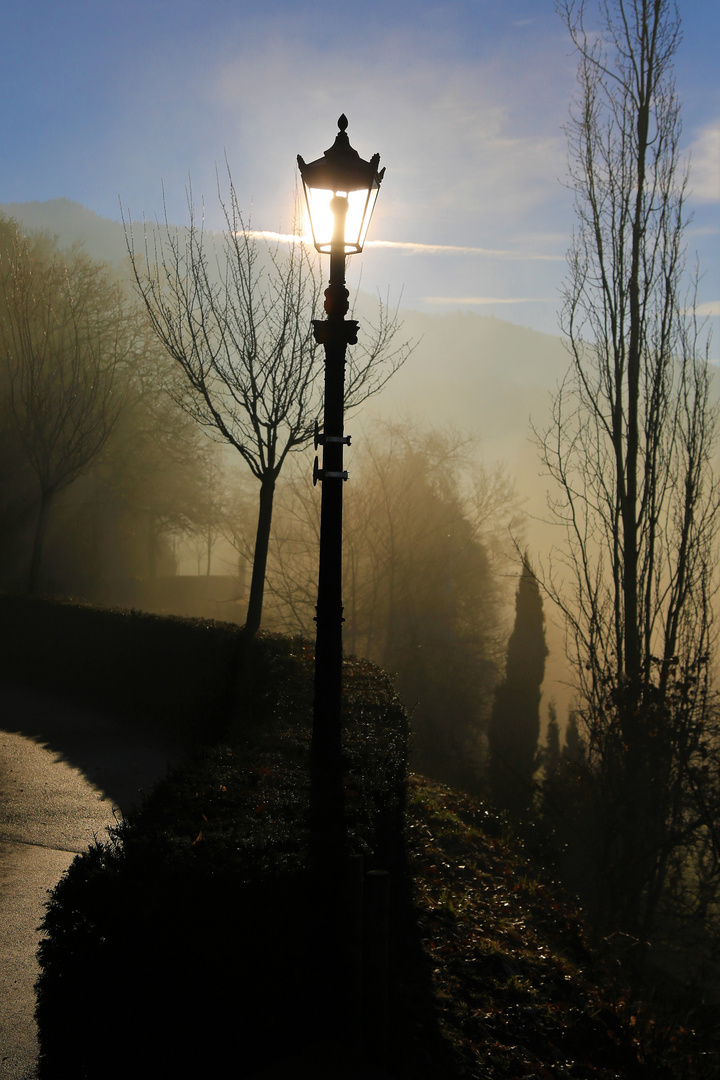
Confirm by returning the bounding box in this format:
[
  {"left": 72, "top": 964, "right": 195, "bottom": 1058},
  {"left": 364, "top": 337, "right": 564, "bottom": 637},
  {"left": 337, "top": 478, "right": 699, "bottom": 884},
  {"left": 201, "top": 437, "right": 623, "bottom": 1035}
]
[{"left": 0, "top": 215, "right": 229, "bottom": 596}]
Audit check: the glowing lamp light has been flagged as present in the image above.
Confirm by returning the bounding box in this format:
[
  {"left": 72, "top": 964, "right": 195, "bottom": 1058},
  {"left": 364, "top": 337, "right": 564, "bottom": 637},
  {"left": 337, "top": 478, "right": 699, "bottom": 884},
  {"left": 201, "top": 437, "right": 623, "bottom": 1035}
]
[{"left": 297, "top": 115, "right": 384, "bottom": 255}]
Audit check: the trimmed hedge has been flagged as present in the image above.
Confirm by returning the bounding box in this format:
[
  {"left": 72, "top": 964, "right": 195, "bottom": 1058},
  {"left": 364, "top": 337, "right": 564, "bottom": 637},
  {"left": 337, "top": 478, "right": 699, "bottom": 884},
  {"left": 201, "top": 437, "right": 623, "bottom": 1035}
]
[
  {"left": 0, "top": 593, "right": 248, "bottom": 742},
  {"left": 35, "top": 636, "right": 410, "bottom": 1078}
]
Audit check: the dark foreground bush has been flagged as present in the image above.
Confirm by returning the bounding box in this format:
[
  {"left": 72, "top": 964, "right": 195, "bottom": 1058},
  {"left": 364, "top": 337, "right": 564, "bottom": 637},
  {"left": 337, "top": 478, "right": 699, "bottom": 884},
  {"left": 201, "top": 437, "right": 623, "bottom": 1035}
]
[{"left": 35, "top": 637, "right": 409, "bottom": 1079}]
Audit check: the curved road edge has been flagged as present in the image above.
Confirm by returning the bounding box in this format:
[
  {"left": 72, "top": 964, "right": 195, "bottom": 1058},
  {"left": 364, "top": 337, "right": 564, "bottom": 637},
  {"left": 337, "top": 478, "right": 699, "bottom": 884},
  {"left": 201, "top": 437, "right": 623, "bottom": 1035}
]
[{"left": 0, "top": 683, "right": 183, "bottom": 1079}]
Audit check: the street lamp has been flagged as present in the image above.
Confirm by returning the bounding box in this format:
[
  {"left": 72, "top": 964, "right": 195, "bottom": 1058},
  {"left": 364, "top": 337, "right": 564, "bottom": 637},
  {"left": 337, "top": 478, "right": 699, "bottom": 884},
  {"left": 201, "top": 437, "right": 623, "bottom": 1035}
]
[{"left": 298, "top": 115, "right": 384, "bottom": 843}]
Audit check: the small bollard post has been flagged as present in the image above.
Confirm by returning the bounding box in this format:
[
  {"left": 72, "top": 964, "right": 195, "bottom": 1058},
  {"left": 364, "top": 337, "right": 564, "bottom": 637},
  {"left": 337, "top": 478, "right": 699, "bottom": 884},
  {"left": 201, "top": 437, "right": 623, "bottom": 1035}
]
[
  {"left": 341, "top": 853, "right": 365, "bottom": 1053},
  {"left": 363, "top": 868, "right": 391, "bottom": 1063}
]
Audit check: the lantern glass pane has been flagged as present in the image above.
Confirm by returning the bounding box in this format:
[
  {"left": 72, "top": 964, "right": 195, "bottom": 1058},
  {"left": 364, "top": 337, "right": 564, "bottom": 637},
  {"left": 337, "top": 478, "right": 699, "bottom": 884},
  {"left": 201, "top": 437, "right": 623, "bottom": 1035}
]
[
  {"left": 355, "top": 185, "right": 379, "bottom": 250},
  {"left": 303, "top": 186, "right": 335, "bottom": 251},
  {"left": 304, "top": 183, "right": 379, "bottom": 254}
]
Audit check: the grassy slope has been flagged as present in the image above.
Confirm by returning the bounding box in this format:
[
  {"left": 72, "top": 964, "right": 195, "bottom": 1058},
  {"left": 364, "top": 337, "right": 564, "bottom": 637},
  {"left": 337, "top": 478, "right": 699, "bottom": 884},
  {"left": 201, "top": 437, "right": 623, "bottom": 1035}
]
[{"left": 398, "top": 775, "right": 717, "bottom": 1080}]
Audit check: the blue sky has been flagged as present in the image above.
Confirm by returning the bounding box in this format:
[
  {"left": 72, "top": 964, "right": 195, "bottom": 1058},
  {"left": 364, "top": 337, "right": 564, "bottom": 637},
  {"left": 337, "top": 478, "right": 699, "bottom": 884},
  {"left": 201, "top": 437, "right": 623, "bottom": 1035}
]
[{"left": 0, "top": 0, "right": 717, "bottom": 337}]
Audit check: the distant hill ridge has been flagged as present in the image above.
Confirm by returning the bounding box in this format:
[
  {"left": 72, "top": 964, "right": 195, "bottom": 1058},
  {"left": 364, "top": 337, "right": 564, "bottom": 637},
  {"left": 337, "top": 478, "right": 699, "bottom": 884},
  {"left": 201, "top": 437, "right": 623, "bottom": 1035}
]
[
  {"left": 1, "top": 198, "right": 131, "bottom": 266},
  {"left": 0, "top": 198, "right": 569, "bottom": 456}
]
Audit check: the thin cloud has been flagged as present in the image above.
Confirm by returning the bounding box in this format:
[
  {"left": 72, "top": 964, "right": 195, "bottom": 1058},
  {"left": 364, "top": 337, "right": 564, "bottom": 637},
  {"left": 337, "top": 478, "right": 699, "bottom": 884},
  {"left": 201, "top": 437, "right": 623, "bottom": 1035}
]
[
  {"left": 366, "top": 240, "right": 563, "bottom": 261},
  {"left": 247, "top": 230, "right": 563, "bottom": 262},
  {"left": 424, "top": 296, "right": 557, "bottom": 305},
  {"left": 688, "top": 123, "right": 720, "bottom": 204},
  {"left": 695, "top": 301, "right": 720, "bottom": 316},
  {"left": 246, "top": 230, "right": 305, "bottom": 245}
]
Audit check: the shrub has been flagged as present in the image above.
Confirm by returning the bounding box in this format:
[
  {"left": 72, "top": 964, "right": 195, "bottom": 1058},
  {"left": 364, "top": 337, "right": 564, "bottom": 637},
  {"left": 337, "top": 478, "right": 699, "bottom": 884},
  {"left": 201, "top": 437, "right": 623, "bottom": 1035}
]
[
  {"left": 0, "top": 594, "right": 247, "bottom": 742},
  {"left": 35, "top": 636, "right": 409, "bottom": 1078}
]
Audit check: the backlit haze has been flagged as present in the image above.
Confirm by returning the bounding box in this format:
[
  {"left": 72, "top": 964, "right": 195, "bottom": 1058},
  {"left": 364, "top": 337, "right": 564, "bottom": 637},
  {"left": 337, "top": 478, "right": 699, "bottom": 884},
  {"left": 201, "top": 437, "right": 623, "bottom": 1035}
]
[{"left": 0, "top": 0, "right": 717, "bottom": 340}]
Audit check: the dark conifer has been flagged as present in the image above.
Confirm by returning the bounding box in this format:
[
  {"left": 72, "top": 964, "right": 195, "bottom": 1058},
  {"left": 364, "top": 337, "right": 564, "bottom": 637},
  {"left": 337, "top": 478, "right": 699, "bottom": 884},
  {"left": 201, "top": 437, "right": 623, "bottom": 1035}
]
[
  {"left": 562, "top": 711, "right": 585, "bottom": 768},
  {"left": 544, "top": 701, "right": 561, "bottom": 782},
  {"left": 488, "top": 557, "right": 547, "bottom": 815}
]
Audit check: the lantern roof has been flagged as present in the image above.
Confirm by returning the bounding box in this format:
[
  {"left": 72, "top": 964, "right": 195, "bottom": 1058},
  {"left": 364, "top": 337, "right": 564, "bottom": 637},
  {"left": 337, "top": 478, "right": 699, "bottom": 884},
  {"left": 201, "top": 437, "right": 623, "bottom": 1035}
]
[{"left": 297, "top": 115, "right": 384, "bottom": 193}]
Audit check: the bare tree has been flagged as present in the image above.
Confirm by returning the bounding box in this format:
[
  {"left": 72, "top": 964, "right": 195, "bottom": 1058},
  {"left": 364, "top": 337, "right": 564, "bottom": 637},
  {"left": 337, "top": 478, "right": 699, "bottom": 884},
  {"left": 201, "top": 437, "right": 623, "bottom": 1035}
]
[
  {"left": 0, "top": 218, "right": 129, "bottom": 593},
  {"left": 540, "top": 0, "right": 720, "bottom": 933},
  {"left": 124, "top": 175, "right": 409, "bottom": 634}
]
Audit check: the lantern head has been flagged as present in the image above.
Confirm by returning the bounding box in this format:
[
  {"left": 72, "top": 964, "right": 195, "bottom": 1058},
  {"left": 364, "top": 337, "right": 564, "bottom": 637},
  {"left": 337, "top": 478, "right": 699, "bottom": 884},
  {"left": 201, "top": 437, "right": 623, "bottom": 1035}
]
[{"left": 297, "top": 115, "right": 384, "bottom": 255}]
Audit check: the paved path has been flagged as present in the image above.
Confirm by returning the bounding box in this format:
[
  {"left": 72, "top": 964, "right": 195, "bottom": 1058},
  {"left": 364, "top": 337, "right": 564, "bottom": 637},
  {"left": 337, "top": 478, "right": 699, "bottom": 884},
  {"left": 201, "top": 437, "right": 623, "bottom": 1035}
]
[{"left": 0, "top": 684, "right": 182, "bottom": 1079}]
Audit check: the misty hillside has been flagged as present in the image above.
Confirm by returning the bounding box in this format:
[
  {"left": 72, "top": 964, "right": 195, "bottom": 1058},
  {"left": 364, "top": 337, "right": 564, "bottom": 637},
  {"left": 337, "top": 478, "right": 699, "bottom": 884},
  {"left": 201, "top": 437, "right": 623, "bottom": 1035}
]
[
  {"left": 0, "top": 198, "right": 570, "bottom": 554},
  {"left": 0, "top": 198, "right": 132, "bottom": 266},
  {"left": 369, "top": 307, "right": 567, "bottom": 476},
  {"left": 0, "top": 199, "right": 567, "bottom": 474}
]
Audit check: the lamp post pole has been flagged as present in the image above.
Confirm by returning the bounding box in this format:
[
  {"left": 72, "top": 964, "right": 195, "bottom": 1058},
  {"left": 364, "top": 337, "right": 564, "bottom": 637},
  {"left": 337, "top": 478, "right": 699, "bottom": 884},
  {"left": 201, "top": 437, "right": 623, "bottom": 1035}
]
[
  {"left": 298, "top": 115, "right": 385, "bottom": 1055},
  {"left": 298, "top": 116, "right": 384, "bottom": 854},
  {"left": 310, "top": 208, "right": 357, "bottom": 833}
]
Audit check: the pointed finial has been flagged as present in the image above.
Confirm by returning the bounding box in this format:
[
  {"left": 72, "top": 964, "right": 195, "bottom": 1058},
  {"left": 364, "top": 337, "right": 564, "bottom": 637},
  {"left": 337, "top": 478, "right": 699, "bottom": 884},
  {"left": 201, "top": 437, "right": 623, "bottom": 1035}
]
[{"left": 338, "top": 114, "right": 348, "bottom": 132}]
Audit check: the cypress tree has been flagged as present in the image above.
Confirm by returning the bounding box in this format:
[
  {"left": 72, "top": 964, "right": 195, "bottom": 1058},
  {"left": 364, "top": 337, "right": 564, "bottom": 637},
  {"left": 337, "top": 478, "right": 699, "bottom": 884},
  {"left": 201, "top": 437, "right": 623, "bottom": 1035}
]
[
  {"left": 544, "top": 701, "right": 561, "bottom": 783},
  {"left": 562, "top": 711, "right": 585, "bottom": 769},
  {"left": 488, "top": 557, "right": 547, "bottom": 815}
]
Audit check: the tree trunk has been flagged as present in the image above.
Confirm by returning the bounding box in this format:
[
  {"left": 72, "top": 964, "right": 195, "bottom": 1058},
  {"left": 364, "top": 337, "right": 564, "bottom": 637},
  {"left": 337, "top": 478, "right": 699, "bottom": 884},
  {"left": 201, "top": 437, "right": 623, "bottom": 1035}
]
[
  {"left": 616, "top": 53, "right": 653, "bottom": 936},
  {"left": 26, "top": 489, "right": 53, "bottom": 595},
  {"left": 244, "top": 473, "right": 276, "bottom": 635}
]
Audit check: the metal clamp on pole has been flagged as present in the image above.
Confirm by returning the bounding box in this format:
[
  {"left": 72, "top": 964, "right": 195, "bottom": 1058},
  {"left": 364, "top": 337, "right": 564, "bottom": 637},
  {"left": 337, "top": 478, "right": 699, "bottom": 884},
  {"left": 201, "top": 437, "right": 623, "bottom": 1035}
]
[
  {"left": 314, "top": 420, "right": 352, "bottom": 449},
  {"left": 313, "top": 457, "right": 349, "bottom": 486}
]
